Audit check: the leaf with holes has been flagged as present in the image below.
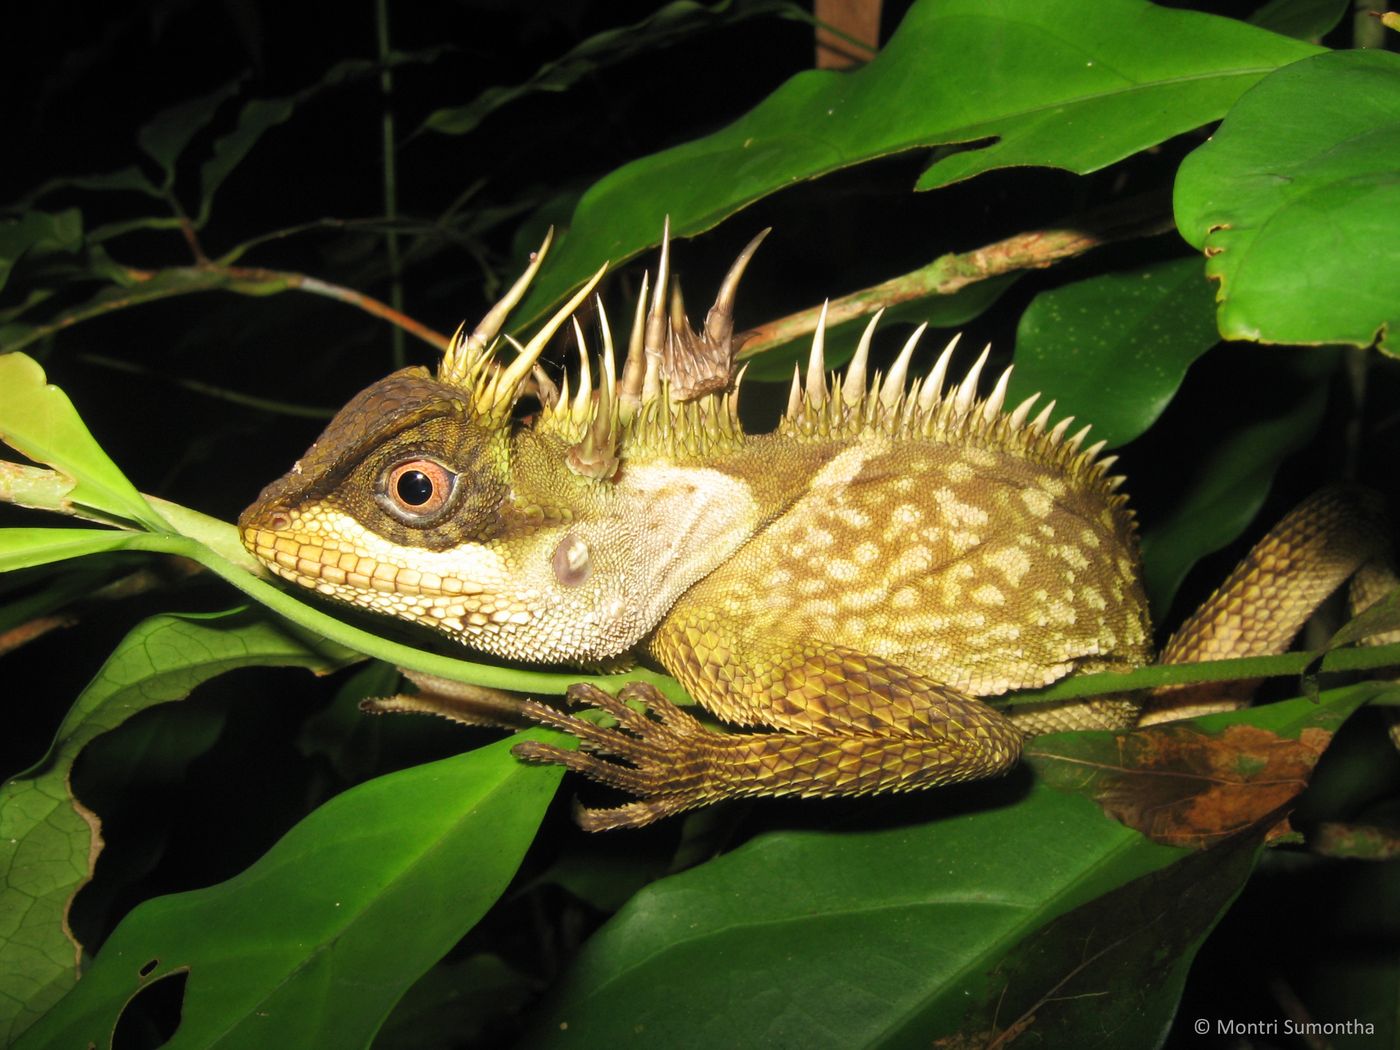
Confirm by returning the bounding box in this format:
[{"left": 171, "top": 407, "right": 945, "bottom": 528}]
[
  {"left": 14, "top": 734, "right": 561, "bottom": 1050},
  {"left": 0, "top": 610, "right": 351, "bottom": 1045}
]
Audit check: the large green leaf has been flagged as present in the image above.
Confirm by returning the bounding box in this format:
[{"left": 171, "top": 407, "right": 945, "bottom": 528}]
[
  {"left": 1011, "top": 257, "right": 1220, "bottom": 449},
  {"left": 512, "top": 0, "right": 1317, "bottom": 326},
  {"left": 523, "top": 687, "right": 1377, "bottom": 1047},
  {"left": 0, "top": 611, "right": 351, "bottom": 1046},
  {"left": 1175, "top": 49, "right": 1400, "bottom": 353},
  {"left": 1249, "top": 0, "right": 1349, "bottom": 39},
  {"left": 523, "top": 785, "right": 1188, "bottom": 1048},
  {"left": 15, "top": 734, "right": 561, "bottom": 1050}
]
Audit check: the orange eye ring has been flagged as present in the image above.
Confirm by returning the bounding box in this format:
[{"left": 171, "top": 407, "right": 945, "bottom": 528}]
[{"left": 384, "top": 458, "right": 456, "bottom": 520}]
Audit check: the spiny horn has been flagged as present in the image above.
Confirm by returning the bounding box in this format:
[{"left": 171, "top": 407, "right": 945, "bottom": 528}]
[
  {"left": 619, "top": 270, "right": 650, "bottom": 410},
  {"left": 644, "top": 217, "right": 672, "bottom": 363},
  {"left": 571, "top": 318, "right": 593, "bottom": 423},
  {"left": 591, "top": 303, "right": 618, "bottom": 449},
  {"left": 880, "top": 322, "right": 926, "bottom": 408},
  {"left": 919, "top": 333, "right": 962, "bottom": 413},
  {"left": 1031, "top": 400, "right": 1057, "bottom": 434},
  {"left": 467, "top": 227, "right": 553, "bottom": 356},
  {"left": 531, "top": 364, "right": 559, "bottom": 409},
  {"left": 842, "top": 308, "right": 883, "bottom": 404},
  {"left": 1064, "top": 423, "right": 1092, "bottom": 456},
  {"left": 952, "top": 344, "right": 991, "bottom": 415},
  {"left": 806, "top": 300, "right": 830, "bottom": 408},
  {"left": 1047, "top": 414, "right": 1077, "bottom": 445},
  {"left": 704, "top": 227, "right": 771, "bottom": 347},
  {"left": 981, "top": 366, "right": 1013, "bottom": 423},
  {"left": 1007, "top": 392, "right": 1039, "bottom": 431},
  {"left": 597, "top": 293, "right": 618, "bottom": 403},
  {"left": 491, "top": 262, "right": 608, "bottom": 410},
  {"left": 786, "top": 364, "right": 802, "bottom": 419}
]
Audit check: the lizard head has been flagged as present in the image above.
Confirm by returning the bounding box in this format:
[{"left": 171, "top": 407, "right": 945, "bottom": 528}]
[
  {"left": 238, "top": 223, "right": 766, "bottom": 663},
  {"left": 238, "top": 229, "right": 625, "bottom": 660}
]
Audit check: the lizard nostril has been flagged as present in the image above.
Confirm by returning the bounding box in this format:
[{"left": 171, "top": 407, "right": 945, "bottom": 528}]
[{"left": 269, "top": 511, "right": 291, "bottom": 531}]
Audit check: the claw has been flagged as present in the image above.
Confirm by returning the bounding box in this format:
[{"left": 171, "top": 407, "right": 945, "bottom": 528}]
[
  {"left": 515, "top": 682, "right": 714, "bottom": 832},
  {"left": 517, "top": 699, "right": 638, "bottom": 759},
  {"left": 617, "top": 682, "right": 702, "bottom": 731}
]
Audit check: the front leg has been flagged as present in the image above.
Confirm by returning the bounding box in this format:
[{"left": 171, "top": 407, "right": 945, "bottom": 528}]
[{"left": 513, "top": 627, "right": 1022, "bottom": 830}]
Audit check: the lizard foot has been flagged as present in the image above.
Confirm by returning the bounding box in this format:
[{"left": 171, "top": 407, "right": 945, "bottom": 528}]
[{"left": 512, "top": 682, "right": 714, "bottom": 831}]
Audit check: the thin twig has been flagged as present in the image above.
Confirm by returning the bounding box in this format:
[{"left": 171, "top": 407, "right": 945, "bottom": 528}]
[
  {"left": 737, "top": 194, "right": 1175, "bottom": 358},
  {"left": 1, "top": 263, "right": 450, "bottom": 356}
]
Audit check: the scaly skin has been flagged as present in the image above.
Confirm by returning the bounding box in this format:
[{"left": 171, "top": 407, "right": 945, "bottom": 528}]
[{"left": 239, "top": 231, "right": 1394, "bottom": 830}]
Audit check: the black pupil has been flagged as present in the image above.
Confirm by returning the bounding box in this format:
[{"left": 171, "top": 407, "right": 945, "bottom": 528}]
[{"left": 396, "top": 469, "right": 435, "bottom": 506}]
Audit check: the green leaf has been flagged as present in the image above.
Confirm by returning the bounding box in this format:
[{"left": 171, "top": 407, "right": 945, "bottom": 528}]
[
  {"left": 375, "top": 954, "right": 536, "bottom": 1050},
  {"left": 522, "top": 684, "right": 1391, "bottom": 1047},
  {"left": 513, "top": 0, "right": 1317, "bottom": 326},
  {"left": 20, "top": 166, "right": 164, "bottom": 207},
  {"left": 15, "top": 734, "right": 561, "bottom": 1050},
  {"left": 421, "top": 0, "right": 804, "bottom": 138},
  {"left": 197, "top": 97, "right": 297, "bottom": 227},
  {"left": 1328, "top": 582, "right": 1400, "bottom": 650},
  {"left": 521, "top": 783, "right": 1191, "bottom": 1048},
  {"left": 137, "top": 80, "right": 243, "bottom": 188},
  {"left": 1174, "top": 49, "right": 1400, "bottom": 353},
  {"left": 0, "top": 211, "right": 83, "bottom": 295},
  {"left": 1011, "top": 257, "right": 1220, "bottom": 448},
  {"left": 938, "top": 831, "right": 1260, "bottom": 1048},
  {"left": 0, "top": 355, "right": 169, "bottom": 532},
  {"left": 0, "top": 610, "right": 351, "bottom": 1046},
  {"left": 1249, "top": 0, "right": 1349, "bottom": 40},
  {"left": 0, "top": 528, "right": 148, "bottom": 573},
  {"left": 1140, "top": 347, "right": 1336, "bottom": 617}
]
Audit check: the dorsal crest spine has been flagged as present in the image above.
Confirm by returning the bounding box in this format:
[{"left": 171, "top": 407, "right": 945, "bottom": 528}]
[{"left": 439, "top": 223, "right": 1124, "bottom": 496}]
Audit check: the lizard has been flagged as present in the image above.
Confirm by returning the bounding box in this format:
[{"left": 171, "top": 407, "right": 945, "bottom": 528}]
[{"left": 238, "top": 226, "right": 1396, "bottom": 831}]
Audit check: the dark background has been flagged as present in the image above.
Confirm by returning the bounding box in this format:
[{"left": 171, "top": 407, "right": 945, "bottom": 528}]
[{"left": 3, "top": 2, "right": 1397, "bottom": 1048}]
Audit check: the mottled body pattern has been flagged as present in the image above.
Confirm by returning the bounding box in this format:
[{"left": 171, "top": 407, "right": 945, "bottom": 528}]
[{"left": 241, "top": 230, "right": 1391, "bottom": 829}]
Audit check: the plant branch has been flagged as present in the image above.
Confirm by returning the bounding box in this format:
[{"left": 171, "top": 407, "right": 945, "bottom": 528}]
[
  {"left": 0, "top": 263, "right": 450, "bottom": 356},
  {"left": 737, "top": 194, "right": 1176, "bottom": 358}
]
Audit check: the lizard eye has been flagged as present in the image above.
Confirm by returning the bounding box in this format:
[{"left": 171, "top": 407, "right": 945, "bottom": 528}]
[{"left": 379, "top": 458, "right": 457, "bottom": 524}]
